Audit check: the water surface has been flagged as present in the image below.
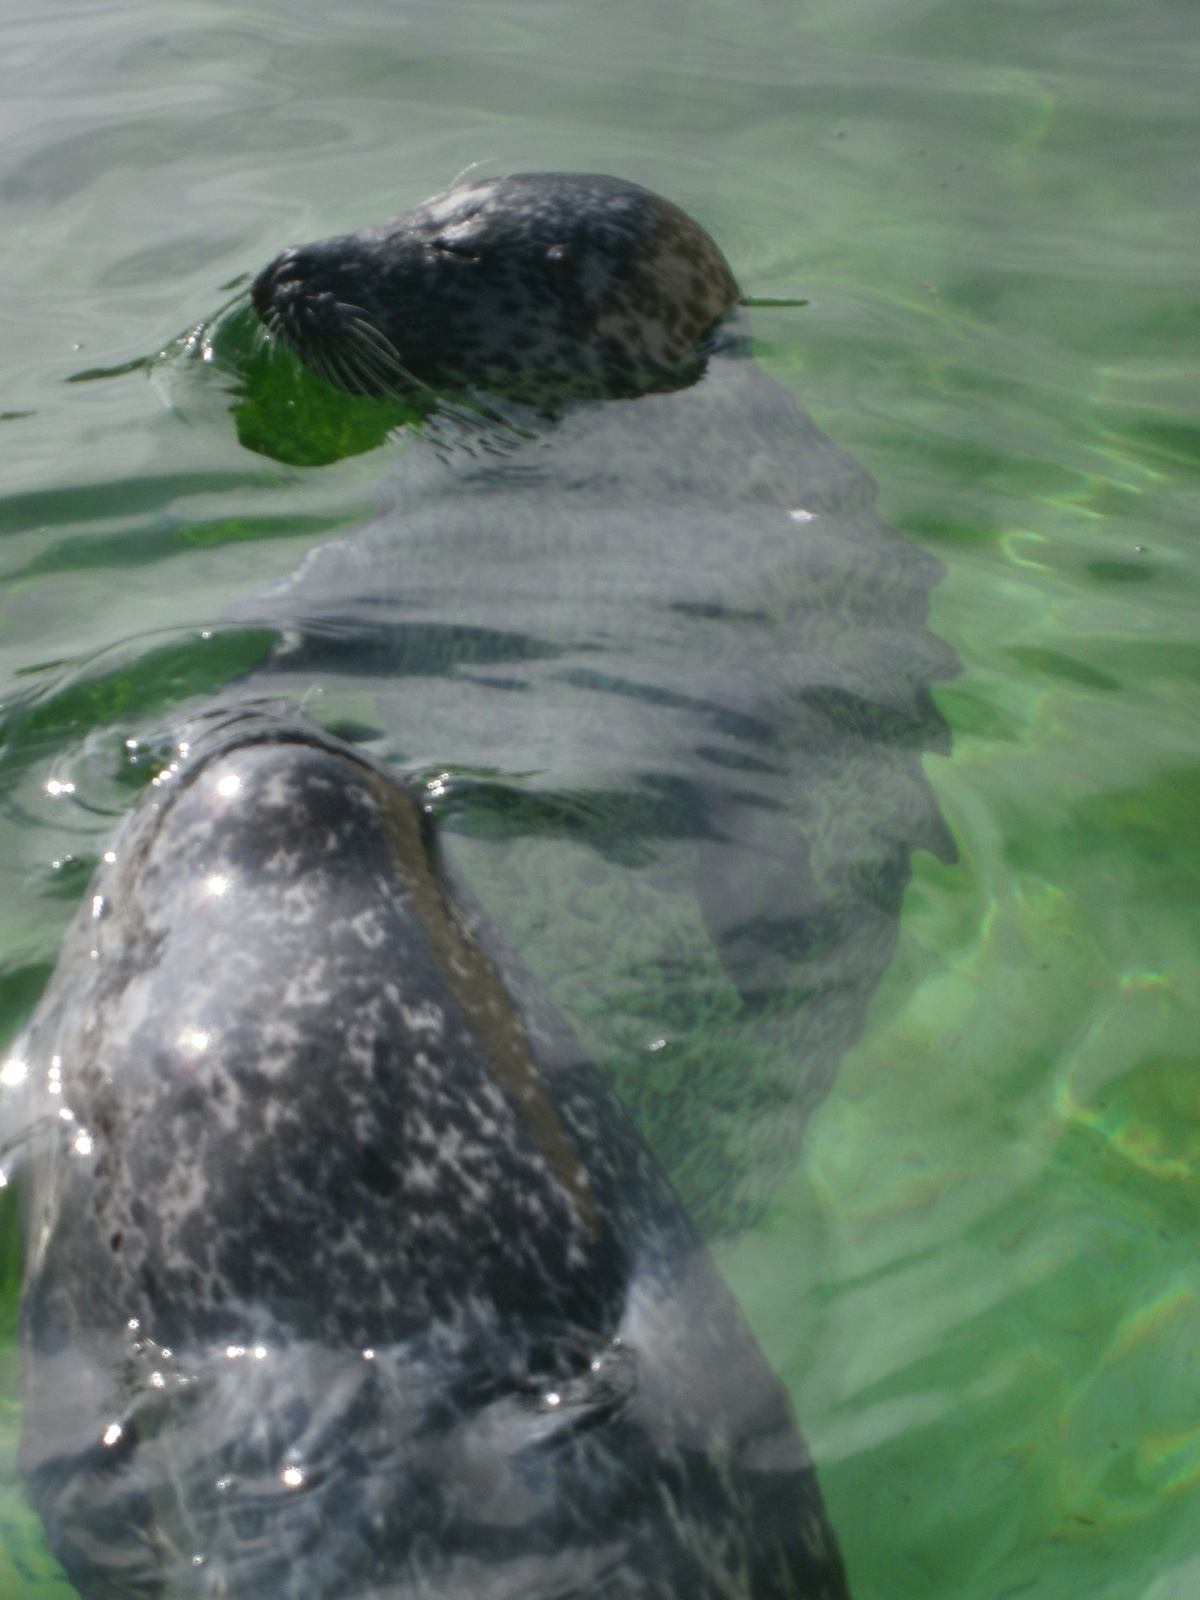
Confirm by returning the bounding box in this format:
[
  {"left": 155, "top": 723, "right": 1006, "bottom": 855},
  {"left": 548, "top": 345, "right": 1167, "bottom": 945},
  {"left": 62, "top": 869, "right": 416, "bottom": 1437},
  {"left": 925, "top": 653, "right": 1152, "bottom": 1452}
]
[{"left": 1, "top": 1, "right": 1198, "bottom": 1597}]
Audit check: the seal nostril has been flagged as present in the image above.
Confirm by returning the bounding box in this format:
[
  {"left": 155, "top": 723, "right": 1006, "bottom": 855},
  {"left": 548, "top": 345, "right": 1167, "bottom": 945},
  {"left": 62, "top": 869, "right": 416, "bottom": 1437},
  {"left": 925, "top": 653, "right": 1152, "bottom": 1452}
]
[
  {"left": 250, "top": 265, "right": 278, "bottom": 323},
  {"left": 310, "top": 291, "right": 340, "bottom": 326},
  {"left": 251, "top": 250, "right": 309, "bottom": 327}
]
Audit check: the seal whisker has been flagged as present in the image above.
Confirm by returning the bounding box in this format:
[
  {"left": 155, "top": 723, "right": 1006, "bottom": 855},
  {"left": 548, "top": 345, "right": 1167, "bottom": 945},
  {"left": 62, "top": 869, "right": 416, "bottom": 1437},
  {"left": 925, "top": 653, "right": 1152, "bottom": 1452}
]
[
  {"left": 347, "top": 315, "right": 402, "bottom": 360},
  {"left": 446, "top": 158, "right": 497, "bottom": 191},
  {"left": 346, "top": 347, "right": 409, "bottom": 399},
  {"left": 341, "top": 325, "right": 404, "bottom": 393},
  {"left": 332, "top": 343, "right": 378, "bottom": 397},
  {"left": 340, "top": 328, "right": 435, "bottom": 401},
  {"left": 300, "top": 341, "right": 334, "bottom": 387},
  {"left": 354, "top": 355, "right": 405, "bottom": 399},
  {"left": 316, "top": 340, "right": 357, "bottom": 393},
  {"left": 309, "top": 292, "right": 408, "bottom": 382},
  {"left": 344, "top": 330, "right": 403, "bottom": 382},
  {"left": 319, "top": 348, "right": 354, "bottom": 393},
  {"left": 345, "top": 319, "right": 435, "bottom": 397}
]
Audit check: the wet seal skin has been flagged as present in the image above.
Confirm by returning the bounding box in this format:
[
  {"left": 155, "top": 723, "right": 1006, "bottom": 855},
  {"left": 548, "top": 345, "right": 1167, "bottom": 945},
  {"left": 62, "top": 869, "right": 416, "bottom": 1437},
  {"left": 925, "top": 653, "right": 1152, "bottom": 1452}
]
[
  {"left": 251, "top": 172, "right": 741, "bottom": 404},
  {"left": 4, "top": 708, "right": 850, "bottom": 1599}
]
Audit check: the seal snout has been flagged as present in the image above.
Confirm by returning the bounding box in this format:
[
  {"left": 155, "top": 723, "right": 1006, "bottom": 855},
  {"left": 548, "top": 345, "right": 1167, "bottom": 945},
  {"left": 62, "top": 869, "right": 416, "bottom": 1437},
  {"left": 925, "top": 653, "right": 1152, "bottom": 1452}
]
[
  {"left": 250, "top": 249, "right": 290, "bottom": 322},
  {"left": 251, "top": 243, "right": 405, "bottom": 397},
  {"left": 251, "top": 248, "right": 318, "bottom": 341}
]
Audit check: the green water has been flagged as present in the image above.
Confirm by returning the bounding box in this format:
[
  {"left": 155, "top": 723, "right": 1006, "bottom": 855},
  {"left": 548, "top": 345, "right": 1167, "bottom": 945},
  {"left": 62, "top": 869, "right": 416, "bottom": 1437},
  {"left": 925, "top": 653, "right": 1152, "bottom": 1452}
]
[{"left": 1, "top": 1, "right": 1198, "bottom": 1596}]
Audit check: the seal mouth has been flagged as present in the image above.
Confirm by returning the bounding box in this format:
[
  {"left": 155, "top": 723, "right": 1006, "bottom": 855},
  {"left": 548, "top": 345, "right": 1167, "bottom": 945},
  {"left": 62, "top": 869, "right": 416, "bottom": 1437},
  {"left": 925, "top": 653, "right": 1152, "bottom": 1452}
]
[{"left": 251, "top": 250, "right": 416, "bottom": 399}]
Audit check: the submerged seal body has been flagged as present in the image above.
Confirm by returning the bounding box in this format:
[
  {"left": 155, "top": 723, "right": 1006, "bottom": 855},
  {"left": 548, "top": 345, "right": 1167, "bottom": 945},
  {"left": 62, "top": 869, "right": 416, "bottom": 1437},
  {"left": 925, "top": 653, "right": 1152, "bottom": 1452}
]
[
  {"left": 250, "top": 173, "right": 740, "bottom": 403},
  {"left": 7, "top": 711, "right": 849, "bottom": 1599},
  {"left": 235, "top": 288, "right": 957, "bottom": 1230}
]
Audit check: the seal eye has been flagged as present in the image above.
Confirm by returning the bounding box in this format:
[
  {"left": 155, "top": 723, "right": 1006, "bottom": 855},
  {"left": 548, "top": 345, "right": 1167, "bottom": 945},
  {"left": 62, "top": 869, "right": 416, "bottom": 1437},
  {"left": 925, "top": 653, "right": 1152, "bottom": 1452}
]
[
  {"left": 433, "top": 236, "right": 481, "bottom": 263},
  {"left": 546, "top": 243, "right": 573, "bottom": 272}
]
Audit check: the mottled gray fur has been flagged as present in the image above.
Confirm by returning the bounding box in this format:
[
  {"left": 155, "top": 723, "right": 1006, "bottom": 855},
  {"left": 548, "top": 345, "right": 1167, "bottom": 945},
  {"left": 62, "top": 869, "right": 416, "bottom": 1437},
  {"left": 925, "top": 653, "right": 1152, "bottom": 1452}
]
[
  {"left": 251, "top": 173, "right": 740, "bottom": 404},
  {"left": 10, "top": 713, "right": 849, "bottom": 1599}
]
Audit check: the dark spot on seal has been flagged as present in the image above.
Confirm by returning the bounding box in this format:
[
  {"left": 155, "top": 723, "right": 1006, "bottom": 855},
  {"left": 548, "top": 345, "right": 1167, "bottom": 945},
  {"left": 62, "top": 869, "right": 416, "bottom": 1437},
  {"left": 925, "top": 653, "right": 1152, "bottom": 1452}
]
[
  {"left": 357, "top": 1143, "right": 401, "bottom": 1198},
  {"left": 251, "top": 173, "right": 740, "bottom": 404},
  {"left": 1, "top": 174, "right": 958, "bottom": 1599}
]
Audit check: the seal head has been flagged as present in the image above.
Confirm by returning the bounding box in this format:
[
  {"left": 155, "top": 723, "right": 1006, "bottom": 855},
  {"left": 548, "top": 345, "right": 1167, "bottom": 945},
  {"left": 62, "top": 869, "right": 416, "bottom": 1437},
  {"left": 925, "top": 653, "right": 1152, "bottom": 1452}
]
[
  {"left": 8, "top": 709, "right": 850, "bottom": 1600},
  {"left": 251, "top": 173, "right": 740, "bottom": 403}
]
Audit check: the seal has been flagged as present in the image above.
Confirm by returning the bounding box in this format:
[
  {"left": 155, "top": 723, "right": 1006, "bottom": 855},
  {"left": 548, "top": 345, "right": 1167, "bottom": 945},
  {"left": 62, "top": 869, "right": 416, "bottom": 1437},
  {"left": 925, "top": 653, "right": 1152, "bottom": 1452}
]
[
  {"left": 237, "top": 178, "right": 957, "bottom": 1231},
  {"left": 5, "top": 707, "right": 850, "bottom": 1600},
  {"left": 250, "top": 172, "right": 741, "bottom": 404}
]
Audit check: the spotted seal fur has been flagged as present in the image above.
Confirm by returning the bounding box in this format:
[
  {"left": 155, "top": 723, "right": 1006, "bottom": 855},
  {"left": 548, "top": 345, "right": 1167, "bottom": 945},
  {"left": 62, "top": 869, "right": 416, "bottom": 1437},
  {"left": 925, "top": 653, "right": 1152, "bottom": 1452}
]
[
  {"left": 250, "top": 173, "right": 740, "bottom": 403},
  {"left": 6, "top": 707, "right": 849, "bottom": 1599}
]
